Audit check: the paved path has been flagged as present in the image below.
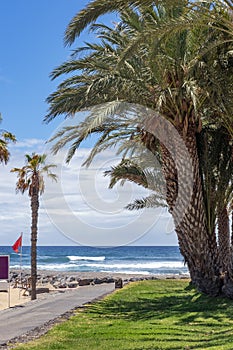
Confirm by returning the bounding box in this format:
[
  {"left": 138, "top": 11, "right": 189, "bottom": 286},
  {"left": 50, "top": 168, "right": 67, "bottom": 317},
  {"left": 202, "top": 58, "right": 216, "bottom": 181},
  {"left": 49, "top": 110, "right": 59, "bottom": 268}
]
[{"left": 0, "top": 284, "right": 115, "bottom": 345}]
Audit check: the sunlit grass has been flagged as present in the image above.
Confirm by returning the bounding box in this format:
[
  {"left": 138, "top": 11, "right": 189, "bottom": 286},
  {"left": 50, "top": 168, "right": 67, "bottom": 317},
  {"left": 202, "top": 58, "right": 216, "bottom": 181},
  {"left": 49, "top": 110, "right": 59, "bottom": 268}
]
[{"left": 13, "top": 280, "right": 233, "bottom": 349}]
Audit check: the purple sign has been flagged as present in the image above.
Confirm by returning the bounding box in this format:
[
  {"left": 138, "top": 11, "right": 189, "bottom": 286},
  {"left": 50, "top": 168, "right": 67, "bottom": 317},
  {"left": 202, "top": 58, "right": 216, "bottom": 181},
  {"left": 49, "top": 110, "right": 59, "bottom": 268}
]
[{"left": 0, "top": 256, "right": 9, "bottom": 280}]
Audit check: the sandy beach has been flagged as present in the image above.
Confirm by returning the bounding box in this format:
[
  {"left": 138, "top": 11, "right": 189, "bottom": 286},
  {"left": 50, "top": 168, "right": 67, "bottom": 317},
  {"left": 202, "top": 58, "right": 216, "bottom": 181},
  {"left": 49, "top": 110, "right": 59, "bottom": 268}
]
[
  {"left": 0, "top": 286, "right": 30, "bottom": 310},
  {"left": 0, "top": 277, "right": 57, "bottom": 311}
]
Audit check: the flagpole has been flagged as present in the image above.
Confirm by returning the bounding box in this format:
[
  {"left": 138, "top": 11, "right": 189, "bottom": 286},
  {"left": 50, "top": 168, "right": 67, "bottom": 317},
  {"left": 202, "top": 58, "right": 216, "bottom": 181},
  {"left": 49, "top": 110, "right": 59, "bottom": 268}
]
[{"left": 19, "top": 232, "right": 23, "bottom": 299}]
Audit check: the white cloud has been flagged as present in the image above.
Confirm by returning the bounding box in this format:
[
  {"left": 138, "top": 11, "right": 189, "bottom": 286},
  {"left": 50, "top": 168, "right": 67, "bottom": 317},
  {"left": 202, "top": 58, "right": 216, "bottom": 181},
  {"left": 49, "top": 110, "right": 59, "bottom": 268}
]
[
  {"left": 0, "top": 138, "right": 177, "bottom": 246},
  {"left": 12, "top": 138, "right": 46, "bottom": 149}
]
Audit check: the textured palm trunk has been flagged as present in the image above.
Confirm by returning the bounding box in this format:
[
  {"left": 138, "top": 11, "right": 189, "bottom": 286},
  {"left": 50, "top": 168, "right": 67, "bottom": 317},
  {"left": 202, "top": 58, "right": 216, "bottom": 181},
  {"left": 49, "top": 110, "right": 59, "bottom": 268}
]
[
  {"left": 228, "top": 209, "right": 233, "bottom": 296},
  {"left": 218, "top": 205, "right": 230, "bottom": 273},
  {"left": 231, "top": 210, "right": 233, "bottom": 246},
  {"left": 142, "top": 118, "right": 221, "bottom": 295},
  {"left": 168, "top": 124, "right": 220, "bottom": 295},
  {"left": 160, "top": 144, "right": 178, "bottom": 211},
  {"left": 177, "top": 125, "right": 222, "bottom": 295},
  {"left": 30, "top": 173, "right": 39, "bottom": 301},
  {"left": 218, "top": 206, "right": 233, "bottom": 298}
]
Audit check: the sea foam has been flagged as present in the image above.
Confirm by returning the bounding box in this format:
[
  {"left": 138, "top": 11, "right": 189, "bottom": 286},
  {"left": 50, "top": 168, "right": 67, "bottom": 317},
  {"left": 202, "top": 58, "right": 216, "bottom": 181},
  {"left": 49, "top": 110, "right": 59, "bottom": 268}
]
[{"left": 67, "top": 256, "right": 105, "bottom": 262}]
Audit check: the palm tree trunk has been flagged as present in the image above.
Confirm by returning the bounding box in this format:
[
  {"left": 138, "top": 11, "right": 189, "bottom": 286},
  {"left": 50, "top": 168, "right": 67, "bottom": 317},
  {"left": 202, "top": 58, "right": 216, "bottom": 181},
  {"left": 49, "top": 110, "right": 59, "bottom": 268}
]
[
  {"left": 140, "top": 119, "right": 221, "bottom": 295},
  {"left": 160, "top": 144, "right": 178, "bottom": 211},
  {"left": 231, "top": 209, "right": 233, "bottom": 246},
  {"left": 30, "top": 174, "right": 39, "bottom": 300},
  {"left": 218, "top": 206, "right": 233, "bottom": 298},
  {"left": 161, "top": 123, "right": 221, "bottom": 295},
  {"left": 218, "top": 205, "right": 230, "bottom": 273}
]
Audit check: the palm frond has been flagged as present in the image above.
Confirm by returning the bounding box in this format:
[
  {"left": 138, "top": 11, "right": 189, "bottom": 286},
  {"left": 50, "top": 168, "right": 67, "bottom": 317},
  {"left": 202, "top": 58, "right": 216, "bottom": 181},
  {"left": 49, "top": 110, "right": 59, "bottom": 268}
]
[
  {"left": 126, "top": 193, "right": 167, "bottom": 210},
  {"left": 105, "top": 159, "right": 148, "bottom": 189},
  {"left": 64, "top": 0, "right": 156, "bottom": 45}
]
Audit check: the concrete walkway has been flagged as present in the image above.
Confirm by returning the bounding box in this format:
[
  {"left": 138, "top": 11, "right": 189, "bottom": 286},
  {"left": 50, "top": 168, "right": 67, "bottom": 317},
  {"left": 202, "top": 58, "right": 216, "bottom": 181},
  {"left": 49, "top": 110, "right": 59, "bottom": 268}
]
[{"left": 0, "top": 283, "right": 115, "bottom": 346}]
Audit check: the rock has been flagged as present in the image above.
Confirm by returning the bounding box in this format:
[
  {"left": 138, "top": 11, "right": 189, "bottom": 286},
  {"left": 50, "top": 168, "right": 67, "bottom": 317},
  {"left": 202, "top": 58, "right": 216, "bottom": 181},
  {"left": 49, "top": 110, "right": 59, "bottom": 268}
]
[
  {"left": 67, "top": 276, "right": 76, "bottom": 282},
  {"left": 78, "top": 279, "right": 93, "bottom": 286},
  {"left": 67, "top": 282, "right": 78, "bottom": 288},
  {"left": 105, "top": 277, "right": 115, "bottom": 283},
  {"left": 93, "top": 277, "right": 115, "bottom": 284},
  {"left": 115, "top": 278, "right": 123, "bottom": 289},
  {"left": 52, "top": 281, "right": 60, "bottom": 289},
  {"left": 129, "top": 277, "right": 139, "bottom": 282},
  {"left": 93, "top": 278, "right": 102, "bottom": 284}
]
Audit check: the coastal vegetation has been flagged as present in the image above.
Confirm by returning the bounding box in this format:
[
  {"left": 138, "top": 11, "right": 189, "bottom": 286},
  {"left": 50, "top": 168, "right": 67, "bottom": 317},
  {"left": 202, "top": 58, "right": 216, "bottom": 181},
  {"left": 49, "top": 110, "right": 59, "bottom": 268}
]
[
  {"left": 45, "top": 1, "right": 233, "bottom": 297},
  {"left": 0, "top": 115, "right": 16, "bottom": 164},
  {"left": 11, "top": 154, "right": 57, "bottom": 300},
  {"left": 13, "top": 279, "right": 233, "bottom": 350}
]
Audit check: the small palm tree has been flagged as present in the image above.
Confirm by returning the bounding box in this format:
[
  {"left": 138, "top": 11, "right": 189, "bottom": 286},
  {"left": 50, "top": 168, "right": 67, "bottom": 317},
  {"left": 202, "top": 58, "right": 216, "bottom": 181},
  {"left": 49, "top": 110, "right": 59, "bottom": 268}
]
[
  {"left": 0, "top": 115, "right": 16, "bottom": 164},
  {"left": 11, "top": 154, "right": 57, "bottom": 300}
]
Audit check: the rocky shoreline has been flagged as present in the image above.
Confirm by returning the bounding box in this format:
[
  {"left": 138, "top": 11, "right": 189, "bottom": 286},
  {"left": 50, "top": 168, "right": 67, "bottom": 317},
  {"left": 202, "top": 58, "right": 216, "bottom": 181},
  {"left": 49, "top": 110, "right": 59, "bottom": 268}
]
[{"left": 10, "top": 269, "right": 189, "bottom": 290}]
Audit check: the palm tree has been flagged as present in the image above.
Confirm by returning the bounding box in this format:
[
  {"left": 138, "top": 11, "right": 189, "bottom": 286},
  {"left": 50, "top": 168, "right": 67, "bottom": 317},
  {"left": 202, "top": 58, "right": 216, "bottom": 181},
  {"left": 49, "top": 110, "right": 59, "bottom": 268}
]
[
  {"left": 11, "top": 154, "right": 57, "bottom": 300},
  {"left": 0, "top": 115, "right": 16, "bottom": 164},
  {"left": 45, "top": 2, "right": 232, "bottom": 295}
]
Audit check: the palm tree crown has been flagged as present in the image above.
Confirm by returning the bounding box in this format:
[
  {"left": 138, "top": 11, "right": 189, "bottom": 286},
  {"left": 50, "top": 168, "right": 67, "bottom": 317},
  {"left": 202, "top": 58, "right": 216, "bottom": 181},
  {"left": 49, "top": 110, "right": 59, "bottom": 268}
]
[
  {"left": 12, "top": 153, "right": 57, "bottom": 195},
  {"left": 0, "top": 115, "right": 16, "bottom": 164}
]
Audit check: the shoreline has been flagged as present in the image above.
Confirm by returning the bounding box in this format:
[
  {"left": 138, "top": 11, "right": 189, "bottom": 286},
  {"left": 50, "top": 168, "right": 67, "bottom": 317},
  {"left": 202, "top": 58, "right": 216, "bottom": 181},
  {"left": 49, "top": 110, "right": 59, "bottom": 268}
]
[{"left": 10, "top": 268, "right": 190, "bottom": 280}]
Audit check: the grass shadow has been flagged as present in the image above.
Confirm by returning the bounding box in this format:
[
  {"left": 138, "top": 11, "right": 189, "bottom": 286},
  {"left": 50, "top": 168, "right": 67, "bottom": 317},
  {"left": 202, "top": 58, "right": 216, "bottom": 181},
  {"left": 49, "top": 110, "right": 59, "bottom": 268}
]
[
  {"left": 84, "top": 280, "right": 233, "bottom": 349},
  {"left": 89, "top": 280, "right": 233, "bottom": 323}
]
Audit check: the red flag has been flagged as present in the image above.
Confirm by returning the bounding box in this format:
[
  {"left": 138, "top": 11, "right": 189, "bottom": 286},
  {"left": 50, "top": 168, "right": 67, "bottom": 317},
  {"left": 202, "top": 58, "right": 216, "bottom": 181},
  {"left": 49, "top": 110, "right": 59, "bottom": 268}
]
[{"left": 12, "top": 235, "right": 22, "bottom": 253}]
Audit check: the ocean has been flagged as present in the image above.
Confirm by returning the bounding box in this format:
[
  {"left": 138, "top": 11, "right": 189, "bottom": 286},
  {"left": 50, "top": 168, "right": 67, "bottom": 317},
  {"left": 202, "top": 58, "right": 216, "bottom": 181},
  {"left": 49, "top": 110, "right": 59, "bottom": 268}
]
[{"left": 0, "top": 246, "right": 188, "bottom": 276}]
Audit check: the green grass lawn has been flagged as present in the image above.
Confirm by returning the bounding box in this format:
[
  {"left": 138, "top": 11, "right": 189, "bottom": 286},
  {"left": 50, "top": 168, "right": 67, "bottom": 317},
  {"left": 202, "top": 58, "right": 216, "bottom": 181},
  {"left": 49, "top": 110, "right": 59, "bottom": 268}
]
[{"left": 13, "top": 280, "right": 233, "bottom": 350}]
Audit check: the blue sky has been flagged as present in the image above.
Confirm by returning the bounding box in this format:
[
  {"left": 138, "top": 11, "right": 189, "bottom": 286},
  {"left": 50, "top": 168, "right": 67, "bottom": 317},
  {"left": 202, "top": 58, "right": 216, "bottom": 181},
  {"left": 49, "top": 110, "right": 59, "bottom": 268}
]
[
  {"left": 0, "top": 1, "right": 177, "bottom": 246},
  {"left": 0, "top": 0, "right": 89, "bottom": 139}
]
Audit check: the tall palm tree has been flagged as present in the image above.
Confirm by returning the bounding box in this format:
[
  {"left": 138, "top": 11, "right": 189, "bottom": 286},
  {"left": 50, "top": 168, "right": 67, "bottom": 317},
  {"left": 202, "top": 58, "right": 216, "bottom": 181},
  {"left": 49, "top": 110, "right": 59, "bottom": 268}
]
[
  {"left": 0, "top": 115, "right": 16, "bottom": 164},
  {"left": 11, "top": 154, "right": 57, "bottom": 300},
  {"left": 45, "top": 2, "right": 232, "bottom": 295}
]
